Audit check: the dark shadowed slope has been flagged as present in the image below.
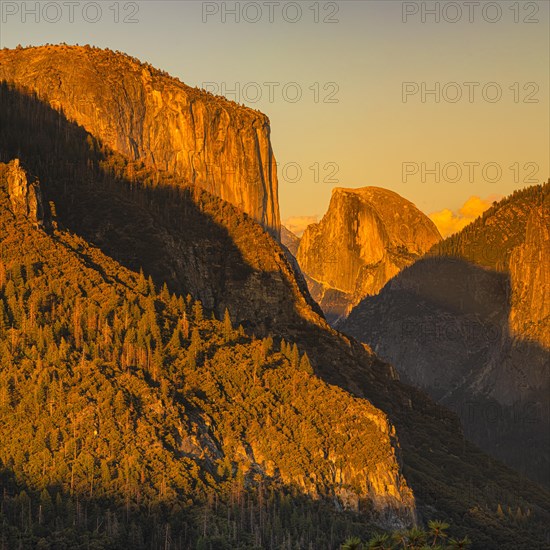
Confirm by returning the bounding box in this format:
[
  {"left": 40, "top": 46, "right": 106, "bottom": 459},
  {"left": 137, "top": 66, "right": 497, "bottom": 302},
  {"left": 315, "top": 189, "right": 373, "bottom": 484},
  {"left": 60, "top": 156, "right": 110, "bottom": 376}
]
[
  {"left": 341, "top": 184, "right": 550, "bottom": 487},
  {"left": 281, "top": 225, "right": 301, "bottom": 256}
]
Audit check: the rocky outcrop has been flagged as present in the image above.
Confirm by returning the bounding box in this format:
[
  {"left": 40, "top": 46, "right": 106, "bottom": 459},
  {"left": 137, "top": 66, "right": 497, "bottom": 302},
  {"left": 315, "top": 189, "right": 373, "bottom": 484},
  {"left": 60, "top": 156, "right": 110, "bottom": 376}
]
[
  {"left": 296, "top": 187, "right": 441, "bottom": 323},
  {"left": 341, "top": 183, "right": 550, "bottom": 486},
  {"left": 226, "top": 389, "right": 416, "bottom": 527},
  {"left": 0, "top": 45, "right": 280, "bottom": 237},
  {"left": 281, "top": 225, "right": 300, "bottom": 256},
  {"left": 508, "top": 204, "right": 550, "bottom": 346},
  {"left": 1, "top": 159, "right": 49, "bottom": 228}
]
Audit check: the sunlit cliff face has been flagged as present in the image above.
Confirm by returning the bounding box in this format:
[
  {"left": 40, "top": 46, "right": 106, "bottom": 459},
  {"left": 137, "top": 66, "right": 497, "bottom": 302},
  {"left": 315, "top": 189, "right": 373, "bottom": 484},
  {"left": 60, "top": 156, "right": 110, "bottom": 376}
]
[
  {"left": 296, "top": 186, "right": 441, "bottom": 322},
  {"left": 0, "top": 45, "right": 281, "bottom": 238}
]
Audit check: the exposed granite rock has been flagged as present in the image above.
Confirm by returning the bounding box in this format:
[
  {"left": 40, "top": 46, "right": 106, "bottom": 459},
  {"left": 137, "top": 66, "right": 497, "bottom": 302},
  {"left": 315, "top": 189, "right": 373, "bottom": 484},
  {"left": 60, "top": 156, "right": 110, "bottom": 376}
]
[
  {"left": 296, "top": 187, "right": 441, "bottom": 322},
  {"left": 508, "top": 203, "right": 550, "bottom": 346},
  {"left": 0, "top": 45, "right": 280, "bottom": 237},
  {"left": 224, "top": 389, "right": 416, "bottom": 528},
  {"left": 1, "top": 159, "right": 50, "bottom": 228},
  {"left": 281, "top": 225, "right": 300, "bottom": 256}
]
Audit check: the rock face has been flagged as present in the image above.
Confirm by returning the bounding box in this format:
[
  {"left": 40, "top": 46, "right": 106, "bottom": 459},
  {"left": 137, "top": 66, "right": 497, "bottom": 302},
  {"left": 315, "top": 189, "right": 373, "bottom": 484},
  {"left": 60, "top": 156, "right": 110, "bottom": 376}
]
[
  {"left": 508, "top": 204, "right": 550, "bottom": 346},
  {"left": 296, "top": 187, "right": 441, "bottom": 323},
  {"left": 230, "top": 391, "right": 416, "bottom": 527},
  {"left": 281, "top": 225, "right": 300, "bottom": 256},
  {"left": 2, "top": 159, "right": 49, "bottom": 228},
  {"left": 341, "top": 183, "right": 550, "bottom": 486},
  {"left": 0, "top": 45, "right": 280, "bottom": 237}
]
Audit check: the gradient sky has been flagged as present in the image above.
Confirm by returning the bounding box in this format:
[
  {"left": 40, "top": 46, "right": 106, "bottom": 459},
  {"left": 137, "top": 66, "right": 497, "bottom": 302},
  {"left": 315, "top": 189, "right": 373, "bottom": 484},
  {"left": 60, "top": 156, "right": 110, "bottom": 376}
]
[{"left": 1, "top": 1, "right": 548, "bottom": 226}]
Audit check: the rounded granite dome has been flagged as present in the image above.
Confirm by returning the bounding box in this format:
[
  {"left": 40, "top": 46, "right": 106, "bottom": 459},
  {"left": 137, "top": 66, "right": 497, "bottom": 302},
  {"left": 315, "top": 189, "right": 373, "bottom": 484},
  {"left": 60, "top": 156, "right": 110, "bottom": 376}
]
[{"left": 296, "top": 185, "right": 441, "bottom": 321}]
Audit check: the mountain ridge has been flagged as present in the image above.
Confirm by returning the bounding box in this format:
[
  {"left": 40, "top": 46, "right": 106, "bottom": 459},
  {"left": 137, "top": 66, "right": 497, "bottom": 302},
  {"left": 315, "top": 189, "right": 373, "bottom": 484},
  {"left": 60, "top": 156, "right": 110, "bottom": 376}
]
[{"left": 0, "top": 159, "right": 421, "bottom": 548}]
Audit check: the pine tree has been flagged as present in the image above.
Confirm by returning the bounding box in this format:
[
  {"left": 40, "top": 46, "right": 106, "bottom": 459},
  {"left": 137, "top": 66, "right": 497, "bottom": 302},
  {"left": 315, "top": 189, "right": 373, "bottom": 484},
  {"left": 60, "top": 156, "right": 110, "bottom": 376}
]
[
  {"left": 299, "top": 353, "right": 313, "bottom": 374},
  {"left": 136, "top": 269, "right": 148, "bottom": 294},
  {"left": 261, "top": 336, "right": 273, "bottom": 358},
  {"left": 223, "top": 308, "right": 232, "bottom": 341},
  {"left": 160, "top": 282, "right": 170, "bottom": 302},
  {"left": 181, "top": 311, "right": 189, "bottom": 340},
  {"left": 188, "top": 327, "right": 201, "bottom": 367},
  {"left": 167, "top": 327, "right": 183, "bottom": 355},
  {"left": 193, "top": 300, "right": 203, "bottom": 322},
  {"left": 290, "top": 344, "right": 299, "bottom": 369}
]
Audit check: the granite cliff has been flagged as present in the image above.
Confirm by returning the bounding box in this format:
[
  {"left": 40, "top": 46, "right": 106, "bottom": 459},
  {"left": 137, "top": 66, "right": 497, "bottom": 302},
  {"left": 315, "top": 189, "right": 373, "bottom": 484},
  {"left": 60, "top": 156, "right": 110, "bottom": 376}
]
[
  {"left": 296, "top": 187, "right": 441, "bottom": 323},
  {"left": 508, "top": 202, "right": 550, "bottom": 346},
  {"left": 341, "top": 183, "right": 550, "bottom": 486},
  {"left": 0, "top": 45, "right": 280, "bottom": 237}
]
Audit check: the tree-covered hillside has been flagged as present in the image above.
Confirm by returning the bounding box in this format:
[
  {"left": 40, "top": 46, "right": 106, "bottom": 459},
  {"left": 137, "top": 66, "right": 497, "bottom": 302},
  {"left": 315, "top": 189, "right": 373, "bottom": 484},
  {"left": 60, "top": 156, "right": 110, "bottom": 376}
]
[
  {"left": 0, "top": 160, "right": 419, "bottom": 548},
  {"left": 429, "top": 183, "right": 548, "bottom": 271}
]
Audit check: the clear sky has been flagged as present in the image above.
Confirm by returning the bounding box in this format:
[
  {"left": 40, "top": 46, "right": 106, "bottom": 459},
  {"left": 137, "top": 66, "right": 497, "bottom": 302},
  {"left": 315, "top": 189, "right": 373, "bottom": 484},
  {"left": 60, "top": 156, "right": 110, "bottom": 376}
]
[{"left": 1, "top": 1, "right": 548, "bottom": 231}]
